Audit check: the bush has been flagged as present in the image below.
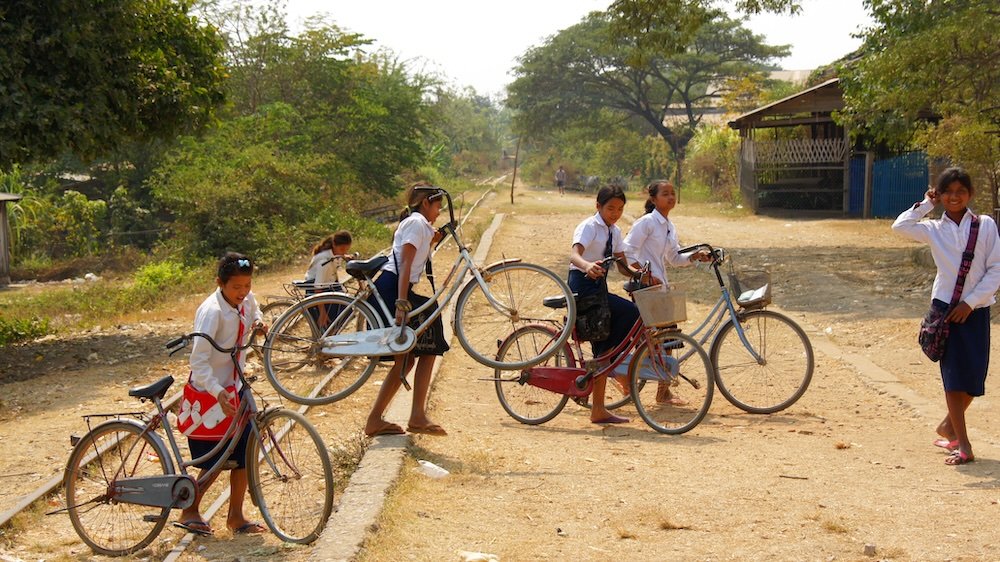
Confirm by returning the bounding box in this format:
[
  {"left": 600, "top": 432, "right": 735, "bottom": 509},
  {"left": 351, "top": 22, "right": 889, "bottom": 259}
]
[{"left": 0, "top": 316, "right": 51, "bottom": 346}]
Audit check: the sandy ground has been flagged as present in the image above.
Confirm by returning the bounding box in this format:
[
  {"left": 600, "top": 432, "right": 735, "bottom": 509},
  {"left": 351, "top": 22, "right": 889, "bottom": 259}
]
[{"left": 2, "top": 186, "right": 1000, "bottom": 561}]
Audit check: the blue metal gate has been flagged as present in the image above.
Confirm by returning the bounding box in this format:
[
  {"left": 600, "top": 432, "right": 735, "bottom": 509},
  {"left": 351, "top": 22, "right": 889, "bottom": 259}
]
[{"left": 872, "top": 152, "right": 928, "bottom": 217}]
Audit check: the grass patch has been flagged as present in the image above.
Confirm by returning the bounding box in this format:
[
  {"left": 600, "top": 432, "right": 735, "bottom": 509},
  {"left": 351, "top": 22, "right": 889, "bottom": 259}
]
[
  {"left": 821, "top": 518, "right": 850, "bottom": 534},
  {"left": 0, "top": 316, "right": 50, "bottom": 345}
]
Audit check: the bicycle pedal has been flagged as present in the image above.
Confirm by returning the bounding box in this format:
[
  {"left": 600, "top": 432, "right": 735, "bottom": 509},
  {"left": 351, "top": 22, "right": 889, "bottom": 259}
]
[{"left": 143, "top": 514, "right": 165, "bottom": 522}]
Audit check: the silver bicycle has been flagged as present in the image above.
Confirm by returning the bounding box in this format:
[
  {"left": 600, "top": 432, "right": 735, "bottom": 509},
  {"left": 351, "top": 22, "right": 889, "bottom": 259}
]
[{"left": 263, "top": 188, "right": 576, "bottom": 405}]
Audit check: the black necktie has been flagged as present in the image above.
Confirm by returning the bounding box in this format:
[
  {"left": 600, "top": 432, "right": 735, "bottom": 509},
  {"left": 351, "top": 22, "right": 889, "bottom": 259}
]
[{"left": 604, "top": 226, "right": 613, "bottom": 258}]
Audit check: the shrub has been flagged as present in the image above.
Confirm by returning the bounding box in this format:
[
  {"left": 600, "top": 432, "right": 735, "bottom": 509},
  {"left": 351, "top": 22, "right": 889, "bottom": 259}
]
[{"left": 0, "top": 317, "right": 51, "bottom": 346}]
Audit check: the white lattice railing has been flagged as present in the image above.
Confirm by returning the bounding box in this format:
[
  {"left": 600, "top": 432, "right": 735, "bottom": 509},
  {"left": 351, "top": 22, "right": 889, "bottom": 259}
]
[{"left": 747, "top": 139, "right": 848, "bottom": 165}]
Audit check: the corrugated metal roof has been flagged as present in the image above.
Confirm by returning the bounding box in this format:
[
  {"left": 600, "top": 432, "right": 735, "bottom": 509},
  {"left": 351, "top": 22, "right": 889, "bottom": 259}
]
[
  {"left": 727, "top": 78, "right": 842, "bottom": 129},
  {"left": 0, "top": 192, "right": 24, "bottom": 202}
]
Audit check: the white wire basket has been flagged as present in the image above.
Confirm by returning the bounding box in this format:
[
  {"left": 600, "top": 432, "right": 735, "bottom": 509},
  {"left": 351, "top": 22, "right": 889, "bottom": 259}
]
[
  {"left": 632, "top": 284, "right": 687, "bottom": 327},
  {"left": 728, "top": 269, "right": 771, "bottom": 309}
]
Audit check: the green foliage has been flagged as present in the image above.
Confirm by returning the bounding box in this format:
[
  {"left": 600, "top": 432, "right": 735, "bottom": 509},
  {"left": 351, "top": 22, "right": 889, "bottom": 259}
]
[
  {"left": 508, "top": 11, "right": 787, "bottom": 184},
  {"left": 915, "top": 117, "right": 1000, "bottom": 210},
  {"left": 684, "top": 125, "right": 740, "bottom": 202},
  {"left": 608, "top": 0, "right": 799, "bottom": 59},
  {"left": 0, "top": 316, "right": 50, "bottom": 346},
  {"left": 149, "top": 103, "right": 337, "bottom": 263},
  {"left": 0, "top": 0, "right": 227, "bottom": 168},
  {"left": 131, "top": 261, "right": 192, "bottom": 294},
  {"left": 840, "top": 0, "right": 998, "bottom": 147}
]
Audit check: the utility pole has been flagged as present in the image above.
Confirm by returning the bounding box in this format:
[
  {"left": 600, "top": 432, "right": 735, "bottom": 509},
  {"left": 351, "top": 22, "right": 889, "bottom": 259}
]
[{"left": 509, "top": 137, "right": 521, "bottom": 205}]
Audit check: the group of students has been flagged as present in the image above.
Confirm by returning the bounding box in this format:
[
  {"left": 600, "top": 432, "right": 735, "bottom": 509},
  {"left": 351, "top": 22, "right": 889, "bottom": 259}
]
[{"left": 176, "top": 166, "right": 998, "bottom": 538}]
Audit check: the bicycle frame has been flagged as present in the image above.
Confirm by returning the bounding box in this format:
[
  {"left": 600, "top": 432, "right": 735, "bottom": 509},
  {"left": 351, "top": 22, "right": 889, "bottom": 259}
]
[{"left": 677, "top": 245, "right": 763, "bottom": 364}]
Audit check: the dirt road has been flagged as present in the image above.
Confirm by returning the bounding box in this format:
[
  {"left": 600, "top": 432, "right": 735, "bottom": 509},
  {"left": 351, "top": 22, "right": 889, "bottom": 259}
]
[{"left": 3, "top": 186, "right": 1000, "bottom": 561}]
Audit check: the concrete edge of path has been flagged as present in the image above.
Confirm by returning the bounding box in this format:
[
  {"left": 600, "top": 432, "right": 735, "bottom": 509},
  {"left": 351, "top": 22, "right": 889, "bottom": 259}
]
[{"left": 309, "top": 212, "right": 506, "bottom": 561}]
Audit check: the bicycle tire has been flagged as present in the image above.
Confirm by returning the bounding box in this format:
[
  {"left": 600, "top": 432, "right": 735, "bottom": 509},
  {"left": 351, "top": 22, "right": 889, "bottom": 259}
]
[
  {"left": 454, "top": 262, "right": 575, "bottom": 370},
  {"left": 247, "top": 409, "right": 334, "bottom": 544},
  {"left": 261, "top": 299, "right": 295, "bottom": 326},
  {"left": 64, "top": 419, "right": 173, "bottom": 556},
  {"left": 630, "top": 331, "right": 715, "bottom": 435},
  {"left": 711, "top": 309, "right": 814, "bottom": 414},
  {"left": 494, "top": 324, "right": 572, "bottom": 424},
  {"left": 263, "top": 294, "right": 383, "bottom": 405}
]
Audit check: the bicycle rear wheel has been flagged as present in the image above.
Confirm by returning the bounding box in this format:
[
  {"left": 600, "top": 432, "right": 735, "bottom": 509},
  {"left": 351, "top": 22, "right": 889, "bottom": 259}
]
[
  {"left": 64, "top": 420, "right": 172, "bottom": 556},
  {"left": 248, "top": 409, "right": 334, "bottom": 544},
  {"left": 711, "top": 309, "right": 813, "bottom": 414},
  {"left": 263, "top": 294, "right": 382, "bottom": 405},
  {"left": 494, "top": 324, "right": 572, "bottom": 424},
  {"left": 630, "top": 332, "right": 714, "bottom": 435},
  {"left": 455, "top": 262, "right": 575, "bottom": 370}
]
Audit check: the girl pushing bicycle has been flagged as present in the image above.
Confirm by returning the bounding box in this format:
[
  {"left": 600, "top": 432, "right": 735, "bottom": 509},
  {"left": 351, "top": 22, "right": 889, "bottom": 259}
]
[
  {"left": 623, "top": 180, "right": 712, "bottom": 405},
  {"left": 568, "top": 185, "right": 644, "bottom": 424},
  {"left": 176, "top": 252, "right": 267, "bottom": 537},
  {"left": 364, "top": 183, "right": 451, "bottom": 437}
]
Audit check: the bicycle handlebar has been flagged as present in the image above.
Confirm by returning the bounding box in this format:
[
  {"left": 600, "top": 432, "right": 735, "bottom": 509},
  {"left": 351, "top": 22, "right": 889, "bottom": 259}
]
[
  {"left": 678, "top": 244, "right": 726, "bottom": 265},
  {"left": 320, "top": 252, "right": 361, "bottom": 267},
  {"left": 166, "top": 328, "right": 265, "bottom": 357}
]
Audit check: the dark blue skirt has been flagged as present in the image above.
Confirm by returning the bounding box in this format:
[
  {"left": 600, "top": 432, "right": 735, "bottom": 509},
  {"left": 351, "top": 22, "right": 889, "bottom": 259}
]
[
  {"left": 938, "top": 299, "right": 991, "bottom": 396},
  {"left": 188, "top": 422, "right": 251, "bottom": 470},
  {"left": 567, "top": 269, "right": 639, "bottom": 358}
]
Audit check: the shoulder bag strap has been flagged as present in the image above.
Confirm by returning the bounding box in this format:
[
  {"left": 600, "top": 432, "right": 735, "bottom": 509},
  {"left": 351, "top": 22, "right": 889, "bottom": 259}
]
[{"left": 949, "top": 214, "right": 980, "bottom": 307}]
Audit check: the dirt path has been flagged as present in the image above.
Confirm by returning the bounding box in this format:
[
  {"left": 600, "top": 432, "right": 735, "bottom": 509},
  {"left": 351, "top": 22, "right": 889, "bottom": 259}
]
[
  {"left": 3, "top": 186, "right": 1000, "bottom": 561},
  {"left": 357, "top": 189, "right": 1000, "bottom": 561}
]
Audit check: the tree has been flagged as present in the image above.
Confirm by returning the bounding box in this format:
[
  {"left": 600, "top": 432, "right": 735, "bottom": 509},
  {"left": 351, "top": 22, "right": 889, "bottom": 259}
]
[
  {"left": 839, "top": 0, "right": 999, "bottom": 206},
  {"left": 507, "top": 12, "right": 787, "bottom": 184},
  {"left": 0, "top": 0, "right": 227, "bottom": 168},
  {"left": 608, "top": 0, "right": 799, "bottom": 59}
]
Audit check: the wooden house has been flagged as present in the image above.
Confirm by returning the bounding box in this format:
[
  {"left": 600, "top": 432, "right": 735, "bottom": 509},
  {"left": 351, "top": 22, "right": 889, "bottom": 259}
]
[{"left": 728, "top": 78, "right": 928, "bottom": 216}]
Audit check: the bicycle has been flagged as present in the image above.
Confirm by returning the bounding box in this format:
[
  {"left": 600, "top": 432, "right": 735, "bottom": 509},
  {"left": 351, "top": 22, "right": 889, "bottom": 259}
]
[
  {"left": 676, "top": 243, "right": 814, "bottom": 413},
  {"left": 59, "top": 329, "right": 335, "bottom": 556},
  {"left": 492, "top": 257, "right": 716, "bottom": 435},
  {"left": 264, "top": 187, "right": 577, "bottom": 405}
]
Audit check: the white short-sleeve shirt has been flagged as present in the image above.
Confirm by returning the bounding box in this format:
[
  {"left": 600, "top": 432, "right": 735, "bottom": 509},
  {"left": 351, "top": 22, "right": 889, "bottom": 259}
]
[
  {"left": 189, "top": 289, "right": 262, "bottom": 398},
  {"left": 385, "top": 212, "right": 435, "bottom": 284},
  {"left": 623, "top": 210, "right": 694, "bottom": 283},
  {"left": 305, "top": 248, "right": 338, "bottom": 285},
  {"left": 569, "top": 213, "right": 623, "bottom": 273}
]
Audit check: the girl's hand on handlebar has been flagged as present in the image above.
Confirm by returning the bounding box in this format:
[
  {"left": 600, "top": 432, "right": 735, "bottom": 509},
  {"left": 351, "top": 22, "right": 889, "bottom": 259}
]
[
  {"left": 689, "top": 250, "right": 713, "bottom": 263},
  {"left": 252, "top": 320, "right": 267, "bottom": 337},
  {"left": 585, "top": 260, "right": 607, "bottom": 280}
]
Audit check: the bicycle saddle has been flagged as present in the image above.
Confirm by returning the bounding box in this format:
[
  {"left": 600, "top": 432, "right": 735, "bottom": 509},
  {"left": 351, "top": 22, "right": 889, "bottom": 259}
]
[
  {"left": 543, "top": 294, "right": 577, "bottom": 309},
  {"left": 129, "top": 375, "right": 175, "bottom": 399},
  {"left": 345, "top": 255, "right": 389, "bottom": 279}
]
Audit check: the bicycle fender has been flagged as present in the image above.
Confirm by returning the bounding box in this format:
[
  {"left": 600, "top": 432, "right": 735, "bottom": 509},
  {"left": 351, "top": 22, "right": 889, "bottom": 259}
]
[
  {"left": 481, "top": 258, "right": 522, "bottom": 273},
  {"left": 77, "top": 418, "right": 179, "bottom": 476}
]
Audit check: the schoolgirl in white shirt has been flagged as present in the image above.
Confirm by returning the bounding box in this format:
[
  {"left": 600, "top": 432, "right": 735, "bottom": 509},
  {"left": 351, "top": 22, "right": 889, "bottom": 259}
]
[
  {"left": 364, "top": 183, "right": 449, "bottom": 438},
  {"left": 568, "top": 185, "right": 643, "bottom": 425},
  {"left": 304, "top": 230, "right": 352, "bottom": 292},
  {"left": 178, "top": 253, "right": 267, "bottom": 537},
  {"left": 892, "top": 167, "right": 1000, "bottom": 466}
]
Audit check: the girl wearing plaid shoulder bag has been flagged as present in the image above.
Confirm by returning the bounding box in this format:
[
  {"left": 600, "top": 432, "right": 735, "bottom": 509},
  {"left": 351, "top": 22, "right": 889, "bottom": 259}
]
[{"left": 892, "top": 168, "right": 1000, "bottom": 466}]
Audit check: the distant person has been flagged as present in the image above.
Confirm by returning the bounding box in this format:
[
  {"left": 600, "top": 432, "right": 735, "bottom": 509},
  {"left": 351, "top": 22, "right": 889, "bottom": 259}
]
[
  {"left": 623, "top": 180, "right": 712, "bottom": 404},
  {"left": 555, "top": 166, "right": 567, "bottom": 195},
  {"left": 176, "top": 253, "right": 266, "bottom": 537},
  {"left": 892, "top": 167, "right": 1000, "bottom": 466}
]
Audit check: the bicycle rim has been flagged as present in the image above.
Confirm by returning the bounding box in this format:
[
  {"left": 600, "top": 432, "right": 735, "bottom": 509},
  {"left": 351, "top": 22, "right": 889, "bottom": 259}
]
[
  {"left": 630, "top": 332, "right": 714, "bottom": 435},
  {"left": 263, "top": 295, "right": 381, "bottom": 405},
  {"left": 248, "top": 409, "right": 334, "bottom": 543},
  {"left": 494, "top": 325, "right": 571, "bottom": 424},
  {"left": 711, "top": 309, "right": 814, "bottom": 414},
  {"left": 64, "top": 421, "right": 171, "bottom": 556},
  {"left": 455, "top": 263, "right": 575, "bottom": 370}
]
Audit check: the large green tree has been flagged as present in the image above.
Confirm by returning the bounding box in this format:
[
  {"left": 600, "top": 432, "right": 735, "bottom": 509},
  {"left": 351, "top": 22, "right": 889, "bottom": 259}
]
[
  {"left": 0, "top": 0, "right": 227, "bottom": 168},
  {"left": 839, "top": 0, "right": 999, "bottom": 206},
  {"left": 507, "top": 12, "right": 786, "bottom": 184}
]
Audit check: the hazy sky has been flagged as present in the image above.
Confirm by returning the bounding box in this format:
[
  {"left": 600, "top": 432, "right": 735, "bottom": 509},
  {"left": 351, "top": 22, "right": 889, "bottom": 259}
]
[{"left": 283, "top": 0, "right": 874, "bottom": 96}]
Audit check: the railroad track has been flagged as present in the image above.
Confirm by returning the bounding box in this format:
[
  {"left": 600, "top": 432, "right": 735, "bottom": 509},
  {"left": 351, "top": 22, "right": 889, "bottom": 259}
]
[{"left": 0, "top": 187, "right": 496, "bottom": 560}]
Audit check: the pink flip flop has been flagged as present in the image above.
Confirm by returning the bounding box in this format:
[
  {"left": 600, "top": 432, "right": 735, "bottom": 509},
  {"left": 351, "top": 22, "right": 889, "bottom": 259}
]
[{"left": 933, "top": 438, "right": 959, "bottom": 451}]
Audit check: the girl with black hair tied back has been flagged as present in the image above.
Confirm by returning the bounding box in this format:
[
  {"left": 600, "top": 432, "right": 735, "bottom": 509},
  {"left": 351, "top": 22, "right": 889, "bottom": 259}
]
[{"left": 364, "top": 182, "right": 450, "bottom": 437}]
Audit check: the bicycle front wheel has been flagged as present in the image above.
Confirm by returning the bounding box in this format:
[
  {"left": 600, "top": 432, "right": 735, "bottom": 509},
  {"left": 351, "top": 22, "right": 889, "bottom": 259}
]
[
  {"left": 455, "top": 262, "right": 575, "bottom": 370},
  {"left": 494, "top": 324, "right": 572, "bottom": 424},
  {"left": 248, "top": 409, "right": 334, "bottom": 544},
  {"left": 711, "top": 309, "right": 814, "bottom": 414},
  {"left": 630, "top": 331, "right": 715, "bottom": 435},
  {"left": 263, "top": 294, "right": 382, "bottom": 405},
  {"left": 64, "top": 420, "right": 173, "bottom": 556}
]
